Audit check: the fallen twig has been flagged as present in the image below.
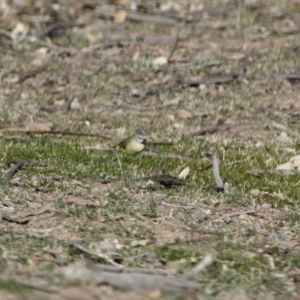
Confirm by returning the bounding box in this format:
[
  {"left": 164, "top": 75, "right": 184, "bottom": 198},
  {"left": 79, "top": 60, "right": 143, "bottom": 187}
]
[
  {"left": 0, "top": 127, "right": 110, "bottom": 139},
  {"left": 167, "top": 29, "right": 180, "bottom": 63},
  {"left": 70, "top": 243, "right": 121, "bottom": 266},
  {"left": 190, "top": 125, "right": 231, "bottom": 137},
  {"left": 2, "top": 215, "right": 30, "bottom": 224},
  {"left": 85, "top": 259, "right": 171, "bottom": 276},
  {"left": 81, "top": 41, "right": 127, "bottom": 53},
  {"left": 95, "top": 11, "right": 178, "bottom": 25},
  {"left": 161, "top": 201, "right": 198, "bottom": 210},
  {"left": 183, "top": 74, "right": 238, "bottom": 87},
  {"left": 221, "top": 199, "right": 256, "bottom": 218},
  {"left": 4, "top": 161, "right": 30, "bottom": 180},
  {"left": 62, "top": 261, "right": 201, "bottom": 295}
]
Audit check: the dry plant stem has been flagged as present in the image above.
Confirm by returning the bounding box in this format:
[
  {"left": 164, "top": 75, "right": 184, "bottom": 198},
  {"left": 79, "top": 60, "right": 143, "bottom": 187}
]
[
  {"left": 183, "top": 74, "right": 238, "bottom": 88},
  {"left": 190, "top": 125, "right": 231, "bottom": 136},
  {"left": 147, "top": 141, "right": 175, "bottom": 146},
  {"left": 212, "top": 153, "right": 224, "bottom": 189},
  {"left": 30, "top": 39, "right": 76, "bottom": 55},
  {"left": 71, "top": 243, "right": 121, "bottom": 266},
  {"left": 161, "top": 201, "right": 198, "bottom": 210},
  {"left": 182, "top": 254, "right": 214, "bottom": 280},
  {"left": 0, "top": 128, "right": 110, "bottom": 139},
  {"left": 95, "top": 11, "right": 177, "bottom": 25},
  {"left": 236, "top": 0, "right": 242, "bottom": 31},
  {"left": 4, "top": 160, "right": 29, "bottom": 180},
  {"left": 81, "top": 41, "right": 126, "bottom": 53},
  {"left": 2, "top": 215, "right": 29, "bottom": 224},
  {"left": 222, "top": 199, "right": 256, "bottom": 218},
  {"left": 167, "top": 28, "right": 180, "bottom": 63},
  {"left": 85, "top": 260, "right": 171, "bottom": 276},
  {"left": 0, "top": 69, "right": 3, "bottom": 108}
]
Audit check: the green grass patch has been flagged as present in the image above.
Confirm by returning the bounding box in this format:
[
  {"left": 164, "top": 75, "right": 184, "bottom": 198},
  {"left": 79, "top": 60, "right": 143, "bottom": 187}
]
[{"left": 0, "top": 278, "right": 31, "bottom": 295}]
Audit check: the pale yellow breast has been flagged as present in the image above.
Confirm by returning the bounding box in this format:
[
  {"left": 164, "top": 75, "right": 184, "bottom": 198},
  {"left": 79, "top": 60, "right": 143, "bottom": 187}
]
[{"left": 124, "top": 139, "right": 145, "bottom": 154}]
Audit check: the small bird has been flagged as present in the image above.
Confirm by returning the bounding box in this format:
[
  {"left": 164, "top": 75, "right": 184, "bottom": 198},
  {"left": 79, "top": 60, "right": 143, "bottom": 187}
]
[{"left": 115, "top": 131, "right": 147, "bottom": 154}]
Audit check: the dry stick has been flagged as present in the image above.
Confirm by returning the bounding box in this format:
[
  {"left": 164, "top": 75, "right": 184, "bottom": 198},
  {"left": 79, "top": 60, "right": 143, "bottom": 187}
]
[
  {"left": 182, "top": 254, "right": 214, "bottom": 280},
  {"left": 161, "top": 202, "right": 210, "bottom": 215},
  {"left": 167, "top": 29, "right": 180, "bottom": 63},
  {"left": 0, "top": 69, "right": 3, "bottom": 108},
  {"left": 236, "top": 0, "right": 242, "bottom": 31},
  {"left": 85, "top": 259, "right": 171, "bottom": 276},
  {"left": 190, "top": 125, "right": 231, "bottom": 137},
  {"left": 71, "top": 243, "right": 121, "bottom": 266},
  {"left": 161, "top": 201, "right": 198, "bottom": 210},
  {"left": 31, "top": 39, "right": 76, "bottom": 55},
  {"left": 147, "top": 141, "right": 175, "bottom": 146},
  {"left": 0, "top": 128, "right": 110, "bottom": 139},
  {"left": 4, "top": 161, "right": 29, "bottom": 180},
  {"left": 81, "top": 41, "right": 127, "bottom": 53},
  {"left": 95, "top": 11, "right": 177, "bottom": 25},
  {"left": 2, "top": 215, "right": 30, "bottom": 224},
  {"left": 212, "top": 153, "right": 224, "bottom": 189},
  {"left": 221, "top": 199, "right": 256, "bottom": 218}
]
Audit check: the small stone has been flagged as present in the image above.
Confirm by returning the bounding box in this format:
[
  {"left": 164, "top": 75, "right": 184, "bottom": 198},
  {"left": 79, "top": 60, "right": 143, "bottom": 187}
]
[
  {"left": 152, "top": 56, "right": 167, "bottom": 68},
  {"left": 250, "top": 189, "right": 261, "bottom": 196}
]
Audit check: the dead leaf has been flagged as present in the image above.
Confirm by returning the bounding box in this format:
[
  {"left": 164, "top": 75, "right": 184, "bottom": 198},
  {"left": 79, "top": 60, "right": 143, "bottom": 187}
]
[
  {"left": 261, "top": 193, "right": 284, "bottom": 201},
  {"left": 11, "top": 22, "right": 28, "bottom": 43},
  {"left": 114, "top": 10, "right": 127, "bottom": 23},
  {"left": 176, "top": 109, "right": 193, "bottom": 119},
  {"left": 178, "top": 167, "right": 190, "bottom": 180}
]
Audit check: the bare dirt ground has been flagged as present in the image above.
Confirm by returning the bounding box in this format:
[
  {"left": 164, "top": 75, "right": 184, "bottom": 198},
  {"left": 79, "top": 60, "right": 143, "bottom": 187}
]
[{"left": 1, "top": 0, "right": 300, "bottom": 299}]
